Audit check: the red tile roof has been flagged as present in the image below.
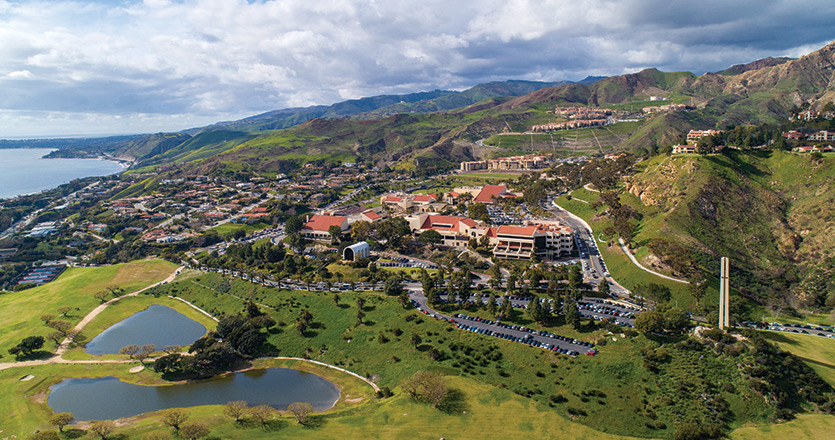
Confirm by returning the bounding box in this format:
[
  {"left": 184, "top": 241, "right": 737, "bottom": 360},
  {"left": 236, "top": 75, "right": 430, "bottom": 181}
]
[
  {"left": 474, "top": 185, "right": 507, "bottom": 203},
  {"left": 362, "top": 211, "right": 381, "bottom": 220},
  {"left": 303, "top": 215, "right": 347, "bottom": 232}
]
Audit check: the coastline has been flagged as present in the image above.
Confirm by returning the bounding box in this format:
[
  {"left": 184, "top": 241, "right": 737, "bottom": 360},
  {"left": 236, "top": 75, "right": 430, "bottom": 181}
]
[{"left": 0, "top": 148, "right": 129, "bottom": 201}]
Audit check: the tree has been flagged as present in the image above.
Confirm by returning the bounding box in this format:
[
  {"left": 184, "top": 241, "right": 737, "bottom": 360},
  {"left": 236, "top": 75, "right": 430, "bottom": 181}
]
[
  {"left": 224, "top": 400, "right": 248, "bottom": 423},
  {"left": 248, "top": 404, "right": 275, "bottom": 426},
  {"left": 93, "top": 290, "right": 110, "bottom": 303},
  {"left": 377, "top": 217, "right": 411, "bottom": 249},
  {"left": 418, "top": 229, "right": 442, "bottom": 245},
  {"left": 664, "top": 308, "right": 690, "bottom": 334},
  {"left": 162, "top": 345, "right": 182, "bottom": 355},
  {"left": 384, "top": 276, "right": 404, "bottom": 296},
  {"left": 89, "top": 420, "right": 115, "bottom": 440},
  {"left": 487, "top": 294, "right": 498, "bottom": 318},
  {"left": 161, "top": 408, "right": 189, "bottom": 432},
  {"left": 642, "top": 283, "right": 672, "bottom": 305},
  {"left": 498, "top": 294, "right": 510, "bottom": 319},
  {"left": 356, "top": 309, "right": 365, "bottom": 326},
  {"left": 634, "top": 310, "right": 665, "bottom": 335},
  {"left": 8, "top": 335, "right": 45, "bottom": 358},
  {"left": 119, "top": 344, "right": 140, "bottom": 359},
  {"left": 57, "top": 306, "right": 72, "bottom": 318},
  {"left": 467, "top": 202, "right": 489, "bottom": 222},
  {"left": 46, "top": 319, "right": 73, "bottom": 336},
  {"left": 40, "top": 313, "right": 56, "bottom": 324},
  {"left": 350, "top": 220, "right": 372, "bottom": 242},
  {"left": 328, "top": 224, "right": 343, "bottom": 244},
  {"left": 49, "top": 412, "right": 74, "bottom": 432},
  {"left": 135, "top": 344, "right": 156, "bottom": 364},
  {"left": 178, "top": 421, "right": 209, "bottom": 440},
  {"left": 410, "top": 334, "right": 422, "bottom": 348},
  {"left": 287, "top": 402, "right": 313, "bottom": 424},
  {"left": 528, "top": 295, "right": 544, "bottom": 323},
  {"left": 564, "top": 300, "right": 580, "bottom": 329},
  {"left": 30, "top": 432, "right": 60, "bottom": 440},
  {"left": 401, "top": 371, "right": 448, "bottom": 409},
  {"left": 47, "top": 331, "right": 65, "bottom": 345},
  {"left": 598, "top": 280, "right": 610, "bottom": 297},
  {"left": 285, "top": 215, "right": 304, "bottom": 235}
]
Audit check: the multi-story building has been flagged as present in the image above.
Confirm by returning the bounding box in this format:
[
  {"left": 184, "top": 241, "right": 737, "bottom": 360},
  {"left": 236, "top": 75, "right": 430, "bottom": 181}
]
[
  {"left": 807, "top": 130, "right": 835, "bottom": 141},
  {"left": 460, "top": 155, "right": 549, "bottom": 171},
  {"left": 491, "top": 222, "right": 573, "bottom": 261},
  {"left": 672, "top": 144, "right": 698, "bottom": 154},
  {"left": 686, "top": 130, "right": 722, "bottom": 143},
  {"left": 301, "top": 215, "right": 349, "bottom": 242}
]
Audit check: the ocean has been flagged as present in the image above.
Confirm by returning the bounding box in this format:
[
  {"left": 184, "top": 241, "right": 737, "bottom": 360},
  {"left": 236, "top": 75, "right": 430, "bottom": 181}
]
[{"left": 0, "top": 148, "right": 125, "bottom": 200}]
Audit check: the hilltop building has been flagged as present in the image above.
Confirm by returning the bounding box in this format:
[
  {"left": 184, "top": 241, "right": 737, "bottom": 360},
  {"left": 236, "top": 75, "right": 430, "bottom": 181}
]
[
  {"left": 686, "top": 130, "right": 722, "bottom": 143},
  {"left": 460, "top": 155, "right": 549, "bottom": 171}
]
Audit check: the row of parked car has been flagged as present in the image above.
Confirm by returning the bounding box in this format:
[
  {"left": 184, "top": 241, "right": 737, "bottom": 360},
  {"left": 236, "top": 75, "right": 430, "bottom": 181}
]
[
  {"left": 740, "top": 321, "right": 835, "bottom": 339},
  {"left": 452, "top": 313, "right": 597, "bottom": 353},
  {"left": 456, "top": 323, "right": 583, "bottom": 356}
]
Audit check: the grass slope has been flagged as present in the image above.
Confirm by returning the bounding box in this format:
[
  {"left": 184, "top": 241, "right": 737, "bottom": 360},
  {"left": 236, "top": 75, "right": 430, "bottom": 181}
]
[{"left": 0, "top": 259, "right": 177, "bottom": 356}]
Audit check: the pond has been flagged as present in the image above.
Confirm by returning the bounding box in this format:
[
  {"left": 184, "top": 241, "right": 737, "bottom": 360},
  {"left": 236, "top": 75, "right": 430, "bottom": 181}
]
[
  {"left": 85, "top": 304, "right": 207, "bottom": 355},
  {"left": 47, "top": 368, "right": 341, "bottom": 420}
]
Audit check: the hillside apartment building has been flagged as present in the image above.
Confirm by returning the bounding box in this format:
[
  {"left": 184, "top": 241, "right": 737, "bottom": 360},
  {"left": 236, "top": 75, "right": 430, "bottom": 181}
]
[{"left": 460, "top": 155, "right": 549, "bottom": 172}]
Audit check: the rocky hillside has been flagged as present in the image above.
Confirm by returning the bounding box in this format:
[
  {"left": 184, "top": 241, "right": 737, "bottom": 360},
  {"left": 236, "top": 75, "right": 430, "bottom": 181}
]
[{"left": 622, "top": 150, "right": 835, "bottom": 311}]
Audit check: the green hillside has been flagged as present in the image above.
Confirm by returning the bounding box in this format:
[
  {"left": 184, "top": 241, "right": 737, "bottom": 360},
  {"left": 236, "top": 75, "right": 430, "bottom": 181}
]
[{"left": 620, "top": 150, "right": 835, "bottom": 313}]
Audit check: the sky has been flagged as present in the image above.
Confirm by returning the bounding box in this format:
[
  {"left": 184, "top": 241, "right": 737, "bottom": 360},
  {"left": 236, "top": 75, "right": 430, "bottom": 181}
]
[{"left": 0, "top": 0, "right": 833, "bottom": 138}]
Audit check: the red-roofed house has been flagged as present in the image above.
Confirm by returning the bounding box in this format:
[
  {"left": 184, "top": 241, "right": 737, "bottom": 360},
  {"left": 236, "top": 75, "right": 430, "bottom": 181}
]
[
  {"left": 406, "top": 214, "right": 480, "bottom": 247},
  {"left": 301, "top": 215, "right": 349, "bottom": 241},
  {"left": 360, "top": 210, "right": 382, "bottom": 223},
  {"left": 474, "top": 185, "right": 509, "bottom": 204}
]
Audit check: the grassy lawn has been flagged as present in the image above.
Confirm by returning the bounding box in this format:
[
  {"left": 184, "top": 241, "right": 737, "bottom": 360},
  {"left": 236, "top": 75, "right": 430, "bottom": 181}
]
[
  {"left": 731, "top": 414, "right": 835, "bottom": 440},
  {"left": 762, "top": 331, "right": 835, "bottom": 387},
  {"left": 211, "top": 221, "right": 271, "bottom": 236},
  {"left": 0, "top": 259, "right": 177, "bottom": 357}
]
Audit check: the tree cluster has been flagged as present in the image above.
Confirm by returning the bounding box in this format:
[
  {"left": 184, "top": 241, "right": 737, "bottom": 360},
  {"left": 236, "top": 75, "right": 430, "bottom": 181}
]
[{"left": 153, "top": 306, "right": 273, "bottom": 376}]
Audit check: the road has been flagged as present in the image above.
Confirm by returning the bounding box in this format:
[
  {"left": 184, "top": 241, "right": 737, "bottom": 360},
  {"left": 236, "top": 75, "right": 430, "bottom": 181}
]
[{"left": 540, "top": 196, "right": 629, "bottom": 296}]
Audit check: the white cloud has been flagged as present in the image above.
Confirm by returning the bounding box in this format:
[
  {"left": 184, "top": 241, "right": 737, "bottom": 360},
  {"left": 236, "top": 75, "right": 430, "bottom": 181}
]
[
  {"left": 6, "top": 70, "right": 34, "bottom": 80},
  {"left": 0, "top": 0, "right": 832, "bottom": 137}
]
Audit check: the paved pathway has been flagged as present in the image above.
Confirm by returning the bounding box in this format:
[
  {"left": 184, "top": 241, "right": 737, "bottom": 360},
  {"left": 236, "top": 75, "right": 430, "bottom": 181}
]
[{"left": 617, "top": 238, "right": 689, "bottom": 284}]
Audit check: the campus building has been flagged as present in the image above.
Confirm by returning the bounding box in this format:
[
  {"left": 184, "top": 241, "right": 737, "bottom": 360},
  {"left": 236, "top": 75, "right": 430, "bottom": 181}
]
[
  {"left": 301, "top": 215, "right": 350, "bottom": 242},
  {"left": 491, "top": 222, "right": 573, "bottom": 261},
  {"left": 405, "top": 214, "right": 479, "bottom": 247},
  {"left": 343, "top": 241, "right": 370, "bottom": 261}
]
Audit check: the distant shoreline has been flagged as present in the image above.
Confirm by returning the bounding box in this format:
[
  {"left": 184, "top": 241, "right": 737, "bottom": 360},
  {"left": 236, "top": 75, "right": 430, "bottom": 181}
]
[{"left": 0, "top": 148, "right": 128, "bottom": 201}]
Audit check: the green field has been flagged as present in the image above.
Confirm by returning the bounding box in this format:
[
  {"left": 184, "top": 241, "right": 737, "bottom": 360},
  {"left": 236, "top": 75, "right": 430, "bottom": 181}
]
[
  {"left": 763, "top": 331, "right": 835, "bottom": 386},
  {"left": 2, "top": 262, "right": 833, "bottom": 439},
  {"left": 0, "top": 259, "right": 177, "bottom": 356},
  {"left": 210, "top": 221, "right": 271, "bottom": 236}
]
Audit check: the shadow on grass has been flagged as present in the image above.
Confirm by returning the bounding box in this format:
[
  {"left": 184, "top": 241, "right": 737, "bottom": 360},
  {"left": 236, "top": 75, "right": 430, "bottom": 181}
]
[
  {"left": 437, "top": 388, "right": 468, "bottom": 415},
  {"left": 63, "top": 428, "right": 86, "bottom": 438},
  {"left": 302, "top": 416, "right": 327, "bottom": 429}
]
